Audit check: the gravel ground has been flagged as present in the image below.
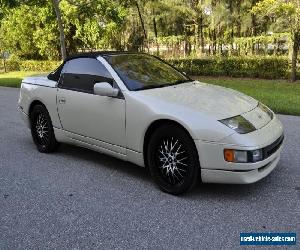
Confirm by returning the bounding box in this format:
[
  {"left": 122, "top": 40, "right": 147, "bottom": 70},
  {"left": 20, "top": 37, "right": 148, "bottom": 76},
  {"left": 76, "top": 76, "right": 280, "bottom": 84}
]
[{"left": 0, "top": 86, "right": 299, "bottom": 249}]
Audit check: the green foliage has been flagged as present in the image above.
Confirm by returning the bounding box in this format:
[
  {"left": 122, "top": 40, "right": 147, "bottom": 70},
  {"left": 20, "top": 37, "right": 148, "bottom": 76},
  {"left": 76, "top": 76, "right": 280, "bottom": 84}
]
[
  {"left": 252, "top": 0, "right": 300, "bottom": 28},
  {"left": 0, "top": 4, "right": 59, "bottom": 59},
  {"left": 234, "top": 33, "right": 290, "bottom": 55},
  {"left": 0, "top": 0, "right": 298, "bottom": 80},
  {"left": 251, "top": 0, "right": 300, "bottom": 81},
  {"left": 60, "top": 0, "right": 128, "bottom": 51},
  {"left": 252, "top": 0, "right": 300, "bottom": 43},
  {"left": 156, "top": 35, "right": 185, "bottom": 45},
  {"left": 4, "top": 56, "right": 291, "bottom": 80},
  {"left": 168, "top": 56, "right": 289, "bottom": 79},
  {"left": 0, "top": 0, "right": 128, "bottom": 59},
  {"left": 5, "top": 60, "right": 60, "bottom": 72},
  {"left": 145, "top": 0, "right": 194, "bottom": 37},
  {"left": 5, "top": 60, "right": 20, "bottom": 71}
]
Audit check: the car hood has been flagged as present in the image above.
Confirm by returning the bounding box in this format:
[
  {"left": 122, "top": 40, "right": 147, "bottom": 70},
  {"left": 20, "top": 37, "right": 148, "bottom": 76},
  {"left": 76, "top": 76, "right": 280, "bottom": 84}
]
[{"left": 137, "top": 81, "right": 258, "bottom": 120}]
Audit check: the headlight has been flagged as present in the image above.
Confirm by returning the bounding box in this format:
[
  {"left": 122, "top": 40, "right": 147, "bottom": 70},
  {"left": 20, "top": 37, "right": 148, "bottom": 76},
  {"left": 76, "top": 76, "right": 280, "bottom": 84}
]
[
  {"left": 220, "top": 115, "right": 256, "bottom": 134},
  {"left": 258, "top": 102, "right": 273, "bottom": 119},
  {"left": 224, "top": 149, "right": 263, "bottom": 163}
]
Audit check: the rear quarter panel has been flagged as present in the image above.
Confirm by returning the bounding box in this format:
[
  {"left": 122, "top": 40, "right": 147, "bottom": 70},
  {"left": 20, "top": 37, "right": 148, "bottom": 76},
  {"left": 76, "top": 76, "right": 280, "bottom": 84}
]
[{"left": 19, "top": 80, "right": 61, "bottom": 128}]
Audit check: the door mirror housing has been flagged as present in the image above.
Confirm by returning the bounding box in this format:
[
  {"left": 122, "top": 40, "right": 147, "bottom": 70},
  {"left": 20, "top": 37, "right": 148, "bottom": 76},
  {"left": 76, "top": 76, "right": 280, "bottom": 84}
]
[{"left": 94, "top": 82, "right": 119, "bottom": 97}]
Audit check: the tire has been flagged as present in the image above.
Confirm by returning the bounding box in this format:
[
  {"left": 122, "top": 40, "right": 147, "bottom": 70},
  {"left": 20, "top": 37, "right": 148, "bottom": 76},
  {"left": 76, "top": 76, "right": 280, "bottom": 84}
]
[
  {"left": 147, "top": 124, "right": 200, "bottom": 195},
  {"left": 30, "top": 104, "right": 59, "bottom": 153}
]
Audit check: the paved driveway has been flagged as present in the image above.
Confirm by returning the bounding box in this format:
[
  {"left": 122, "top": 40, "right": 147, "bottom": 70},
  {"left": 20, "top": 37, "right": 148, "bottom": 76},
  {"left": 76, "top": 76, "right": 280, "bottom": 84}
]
[{"left": 0, "top": 87, "right": 299, "bottom": 249}]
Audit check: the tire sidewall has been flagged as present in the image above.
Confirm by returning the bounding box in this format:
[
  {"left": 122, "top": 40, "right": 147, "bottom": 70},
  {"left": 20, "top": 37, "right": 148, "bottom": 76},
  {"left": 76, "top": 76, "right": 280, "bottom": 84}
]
[
  {"left": 30, "top": 105, "right": 57, "bottom": 153},
  {"left": 147, "top": 124, "right": 200, "bottom": 194}
]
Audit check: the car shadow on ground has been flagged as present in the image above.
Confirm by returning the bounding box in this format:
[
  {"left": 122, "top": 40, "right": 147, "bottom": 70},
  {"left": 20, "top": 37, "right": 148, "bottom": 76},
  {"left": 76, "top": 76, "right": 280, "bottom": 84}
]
[
  {"left": 56, "top": 143, "right": 151, "bottom": 183},
  {"left": 52, "top": 142, "right": 272, "bottom": 199}
]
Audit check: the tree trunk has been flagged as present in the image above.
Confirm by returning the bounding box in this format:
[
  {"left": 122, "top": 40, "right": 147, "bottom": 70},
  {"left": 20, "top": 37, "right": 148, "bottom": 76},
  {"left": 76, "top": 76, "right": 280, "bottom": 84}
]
[
  {"left": 291, "top": 32, "right": 299, "bottom": 82},
  {"left": 199, "top": 15, "right": 204, "bottom": 54},
  {"left": 135, "top": 1, "right": 148, "bottom": 51},
  {"left": 153, "top": 17, "right": 159, "bottom": 55},
  {"left": 52, "top": 0, "right": 67, "bottom": 60},
  {"left": 212, "top": 29, "right": 217, "bottom": 55},
  {"left": 251, "top": 0, "right": 257, "bottom": 36},
  {"left": 236, "top": 0, "right": 242, "bottom": 37},
  {"left": 251, "top": 1, "right": 257, "bottom": 55}
]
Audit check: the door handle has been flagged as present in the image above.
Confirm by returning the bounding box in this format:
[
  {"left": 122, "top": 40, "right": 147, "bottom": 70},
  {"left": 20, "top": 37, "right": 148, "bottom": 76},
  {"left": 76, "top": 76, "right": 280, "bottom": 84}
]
[{"left": 58, "top": 97, "right": 66, "bottom": 104}]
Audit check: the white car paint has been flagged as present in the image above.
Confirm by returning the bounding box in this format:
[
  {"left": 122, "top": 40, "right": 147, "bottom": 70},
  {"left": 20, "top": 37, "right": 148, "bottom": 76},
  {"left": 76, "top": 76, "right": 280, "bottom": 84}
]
[
  {"left": 57, "top": 88, "right": 126, "bottom": 153},
  {"left": 18, "top": 56, "right": 284, "bottom": 184}
]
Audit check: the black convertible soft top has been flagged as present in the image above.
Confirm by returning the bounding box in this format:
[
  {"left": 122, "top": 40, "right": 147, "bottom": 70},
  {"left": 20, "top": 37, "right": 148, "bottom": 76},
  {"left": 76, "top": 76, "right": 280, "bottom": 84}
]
[
  {"left": 48, "top": 51, "right": 143, "bottom": 81},
  {"left": 64, "top": 51, "right": 138, "bottom": 61}
]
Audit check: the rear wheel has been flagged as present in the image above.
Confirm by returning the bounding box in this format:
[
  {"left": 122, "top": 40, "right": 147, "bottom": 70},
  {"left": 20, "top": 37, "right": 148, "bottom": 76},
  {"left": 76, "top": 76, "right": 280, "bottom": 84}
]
[
  {"left": 30, "top": 104, "right": 59, "bottom": 153},
  {"left": 147, "top": 124, "right": 200, "bottom": 195}
]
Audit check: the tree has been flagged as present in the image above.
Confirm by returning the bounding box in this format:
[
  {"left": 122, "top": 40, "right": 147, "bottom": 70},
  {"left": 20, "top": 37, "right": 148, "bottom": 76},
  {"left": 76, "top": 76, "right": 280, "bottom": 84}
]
[
  {"left": 62, "top": 0, "right": 128, "bottom": 50},
  {"left": 252, "top": 0, "right": 300, "bottom": 81},
  {"left": 0, "top": 0, "right": 297, "bottom": 62},
  {"left": 0, "top": 3, "right": 62, "bottom": 59},
  {"left": 52, "top": 0, "right": 66, "bottom": 60}
]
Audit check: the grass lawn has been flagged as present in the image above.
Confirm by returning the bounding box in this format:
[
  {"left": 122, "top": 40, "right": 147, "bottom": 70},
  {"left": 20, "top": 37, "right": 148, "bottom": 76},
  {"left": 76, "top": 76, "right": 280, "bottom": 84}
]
[
  {"left": 194, "top": 76, "right": 300, "bottom": 116},
  {"left": 0, "top": 71, "right": 299, "bottom": 116},
  {"left": 0, "top": 71, "right": 47, "bottom": 88}
]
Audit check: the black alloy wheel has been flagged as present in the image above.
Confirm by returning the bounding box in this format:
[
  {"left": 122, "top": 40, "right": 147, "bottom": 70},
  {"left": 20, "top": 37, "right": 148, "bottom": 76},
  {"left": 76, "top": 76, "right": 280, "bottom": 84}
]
[
  {"left": 30, "top": 104, "right": 59, "bottom": 153},
  {"left": 147, "top": 124, "right": 200, "bottom": 195}
]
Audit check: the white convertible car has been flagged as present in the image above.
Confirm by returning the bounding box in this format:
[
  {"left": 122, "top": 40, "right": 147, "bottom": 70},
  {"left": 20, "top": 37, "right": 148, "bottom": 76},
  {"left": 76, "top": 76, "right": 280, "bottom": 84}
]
[{"left": 18, "top": 52, "right": 284, "bottom": 194}]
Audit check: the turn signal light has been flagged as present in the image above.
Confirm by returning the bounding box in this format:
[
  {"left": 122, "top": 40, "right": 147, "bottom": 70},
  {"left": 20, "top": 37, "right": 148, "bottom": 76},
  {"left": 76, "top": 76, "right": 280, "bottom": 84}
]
[{"left": 224, "top": 149, "right": 234, "bottom": 162}]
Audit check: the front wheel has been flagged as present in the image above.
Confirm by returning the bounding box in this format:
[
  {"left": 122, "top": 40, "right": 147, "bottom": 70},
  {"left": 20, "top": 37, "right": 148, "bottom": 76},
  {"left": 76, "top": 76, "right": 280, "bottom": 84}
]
[
  {"left": 30, "top": 104, "right": 59, "bottom": 153},
  {"left": 147, "top": 124, "right": 200, "bottom": 195}
]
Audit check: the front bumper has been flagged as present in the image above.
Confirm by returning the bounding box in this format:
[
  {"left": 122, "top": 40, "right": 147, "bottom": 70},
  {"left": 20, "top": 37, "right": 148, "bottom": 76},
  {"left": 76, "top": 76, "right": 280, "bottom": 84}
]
[
  {"left": 201, "top": 147, "right": 281, "bottom": 184},
  {"left": 195, "top": 116, "right": 283, "bottom": 184}
]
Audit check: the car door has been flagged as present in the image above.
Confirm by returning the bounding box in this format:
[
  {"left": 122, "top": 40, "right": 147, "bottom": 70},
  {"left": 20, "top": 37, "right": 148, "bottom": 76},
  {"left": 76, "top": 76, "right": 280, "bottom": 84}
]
[{"left": 57, "top": 57, "right": 126, "bottom": 155}]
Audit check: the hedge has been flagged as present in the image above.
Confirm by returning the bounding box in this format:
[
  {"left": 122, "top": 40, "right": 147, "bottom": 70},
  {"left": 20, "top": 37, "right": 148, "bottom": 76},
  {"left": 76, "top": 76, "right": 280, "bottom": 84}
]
[
  {"left": 3, "top": 56, "right": 291, "bottom": 79},
  {"left": 167, "top": 56, "right": 290, "bottom": 79},
  {"left": 5, "top": 60, "right": 60, "bottom": 72}
]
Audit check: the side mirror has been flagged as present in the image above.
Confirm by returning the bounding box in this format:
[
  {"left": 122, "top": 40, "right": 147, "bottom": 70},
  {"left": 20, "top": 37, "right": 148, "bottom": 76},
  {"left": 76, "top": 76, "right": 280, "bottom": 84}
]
[{"left": 94, "top": 82, "right": 119, "bottom": 97}]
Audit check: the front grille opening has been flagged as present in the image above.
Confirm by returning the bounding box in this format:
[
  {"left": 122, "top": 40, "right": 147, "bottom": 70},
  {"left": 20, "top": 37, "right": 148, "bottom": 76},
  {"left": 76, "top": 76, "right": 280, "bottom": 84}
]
[{"left": 262, "top": 134, "right": 284, "bottom": 159}]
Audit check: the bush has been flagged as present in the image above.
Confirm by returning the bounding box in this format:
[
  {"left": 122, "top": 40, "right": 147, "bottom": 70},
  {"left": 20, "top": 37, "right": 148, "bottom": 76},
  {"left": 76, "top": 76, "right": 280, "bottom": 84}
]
[
  {"left": 3, "top": 57, "right": 292, "bottom": 80},
  {"left": 4, "top": 60, "right": 61, "bottom": 72},
  {"left": 5, "top": 60, "right": 20, "bottom": 71},
  {"left": 20, "top": 60, "right": 61, "bottom": 71},
  {"left": 167, "top": 56, "right": 289, "bottom": 79}
]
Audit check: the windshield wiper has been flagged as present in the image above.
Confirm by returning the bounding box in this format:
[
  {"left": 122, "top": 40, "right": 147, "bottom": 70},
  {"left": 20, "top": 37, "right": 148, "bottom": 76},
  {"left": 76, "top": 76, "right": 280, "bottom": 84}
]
[
  {"left": 172, "top": 79, "right": 193, "bottom": 85},
  {"left": 135, "top": 84, "right": 164, "bottom": 91}
]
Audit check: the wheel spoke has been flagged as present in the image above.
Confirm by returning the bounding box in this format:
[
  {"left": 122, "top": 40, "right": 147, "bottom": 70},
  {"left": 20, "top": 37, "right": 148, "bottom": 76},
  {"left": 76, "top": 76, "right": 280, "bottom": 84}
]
[
  {"left": 176, "top": 161, "right": 187, "bottom": 166},
  {"left": 156, "top": 137, "right": 189, "bottom": 185},
  {"left": 177, "top": 167, "right": 186, "bottom": 172},
  {"left": 177, "top": 156, "right": 188, "bottom": 162},
  {"left": 34, "top": 113, "right": 50, "bottom": 145},
  {"left": 172, "top": 171, "right": 181, "bottom": 181},
  {"left": 170, "top": 139, "right": 178, "bottom": 152}
]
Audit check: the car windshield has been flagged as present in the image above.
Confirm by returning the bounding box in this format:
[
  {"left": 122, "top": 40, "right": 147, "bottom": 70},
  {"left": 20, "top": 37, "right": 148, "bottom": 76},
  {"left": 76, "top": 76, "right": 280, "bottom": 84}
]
[{"left": 104, "top": 54, "right": 191, "bottom": 91}]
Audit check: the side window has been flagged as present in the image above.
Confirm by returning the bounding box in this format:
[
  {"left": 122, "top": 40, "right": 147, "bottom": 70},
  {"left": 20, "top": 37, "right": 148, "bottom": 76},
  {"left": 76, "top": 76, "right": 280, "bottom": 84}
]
[{"left": 59, "top": 58, "right": 113, "bottom": 93}]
